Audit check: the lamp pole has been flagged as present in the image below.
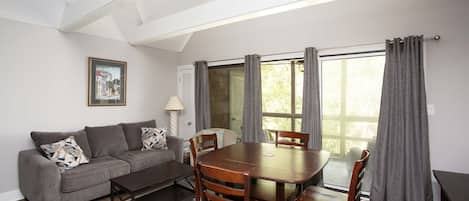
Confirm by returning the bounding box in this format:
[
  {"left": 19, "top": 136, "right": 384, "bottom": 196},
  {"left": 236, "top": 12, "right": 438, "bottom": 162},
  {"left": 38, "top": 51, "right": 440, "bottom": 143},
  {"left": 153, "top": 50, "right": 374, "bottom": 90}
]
[
  {"left": 165, "top": 96, "right": 184, "bottom": 137},
  {"left": 168, "top": 110, "right": 179, "bottom": 137}
]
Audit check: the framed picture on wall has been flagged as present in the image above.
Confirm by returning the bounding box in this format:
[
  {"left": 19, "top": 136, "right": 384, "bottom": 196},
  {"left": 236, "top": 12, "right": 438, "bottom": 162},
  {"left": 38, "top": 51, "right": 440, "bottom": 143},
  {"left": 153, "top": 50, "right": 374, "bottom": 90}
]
[{"left": 88, "top": 57, "right": 127, "bottom": 106}]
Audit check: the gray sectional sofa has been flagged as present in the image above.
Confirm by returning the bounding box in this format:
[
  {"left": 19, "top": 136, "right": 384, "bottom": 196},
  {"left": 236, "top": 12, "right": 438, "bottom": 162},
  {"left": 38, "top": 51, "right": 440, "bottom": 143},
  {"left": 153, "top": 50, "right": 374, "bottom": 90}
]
[{"left": 18, "top": 120, "right": 184, "bottom": 201}]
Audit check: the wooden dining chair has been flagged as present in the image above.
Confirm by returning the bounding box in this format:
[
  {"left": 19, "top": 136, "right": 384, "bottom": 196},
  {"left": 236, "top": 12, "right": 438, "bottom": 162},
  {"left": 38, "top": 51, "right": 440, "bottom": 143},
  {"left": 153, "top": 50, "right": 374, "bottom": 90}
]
[
  {"left": 190, "top": 134, "right": 218, "bottom": 201},
  {"left": 190, "top": 134, "right": 218, "bottom": 165},
  {"left": 274, "top": 131, "right": 309, "bottom": 150},
  {"left": 197, "top": 163, "right": 251, "bottom": 201},
  {"left": 296, "top": 150, "right": 371, "bottom": 201}
]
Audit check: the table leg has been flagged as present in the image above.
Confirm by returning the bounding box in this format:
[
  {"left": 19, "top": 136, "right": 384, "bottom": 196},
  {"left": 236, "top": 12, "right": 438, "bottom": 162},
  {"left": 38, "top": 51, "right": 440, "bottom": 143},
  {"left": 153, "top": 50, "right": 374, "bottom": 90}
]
[
  {"left": 276, "top": 182, "right": 285, "bottom": 201},
  {"left": 110, "top": 183, "right": 115, "bottom": 201},
  {"left": 441, "top": 187, "right": 448, "bottom": 201},
  {"left": 296, "top": 184, "right": 304, "bottom": 196},
  {"left": 194, "top": 174, "right": 201, "bottom": 201},
  {"left": 130, "top": 193, "right": 136, "bottom": 201},
  {"left": 184, "top": 177, "right": 195, "bottom": 190}
]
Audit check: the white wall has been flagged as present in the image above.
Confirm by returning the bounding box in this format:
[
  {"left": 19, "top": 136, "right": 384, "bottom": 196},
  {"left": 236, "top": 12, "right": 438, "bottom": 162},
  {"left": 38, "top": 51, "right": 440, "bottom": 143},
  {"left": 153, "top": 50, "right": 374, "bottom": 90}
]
[
  {"left": 0, "top": 18, "right": 178, "bottom": 196},
  {"left": 178, "top": 0, "right": 469, "bottom": 200}
]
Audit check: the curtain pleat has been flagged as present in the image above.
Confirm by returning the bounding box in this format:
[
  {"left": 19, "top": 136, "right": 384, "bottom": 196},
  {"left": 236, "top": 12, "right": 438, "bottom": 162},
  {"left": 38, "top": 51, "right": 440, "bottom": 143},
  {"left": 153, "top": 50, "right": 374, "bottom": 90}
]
[
  {"left": 301, "top": 47, "right": 322, "bottom": 150},
  {"left": 242, "top": 55, "right": 264, "bottom": 143},
  {"left": 194, "top": 61, "right": 211, "bottom": 131}
]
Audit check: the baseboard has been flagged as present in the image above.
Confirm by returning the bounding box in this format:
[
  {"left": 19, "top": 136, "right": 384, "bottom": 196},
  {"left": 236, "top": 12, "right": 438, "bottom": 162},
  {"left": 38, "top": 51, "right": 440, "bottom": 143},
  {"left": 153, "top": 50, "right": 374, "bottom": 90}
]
[{"left": 0, "top": 189, "right": 23, "bottom": 201}]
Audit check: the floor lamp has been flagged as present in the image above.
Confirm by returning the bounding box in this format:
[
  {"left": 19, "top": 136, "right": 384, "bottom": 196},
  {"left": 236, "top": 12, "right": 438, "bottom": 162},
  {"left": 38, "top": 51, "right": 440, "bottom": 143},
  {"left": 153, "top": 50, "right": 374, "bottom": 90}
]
[{"left": 165, "top": 96, "right": 184, "bottom": 137}]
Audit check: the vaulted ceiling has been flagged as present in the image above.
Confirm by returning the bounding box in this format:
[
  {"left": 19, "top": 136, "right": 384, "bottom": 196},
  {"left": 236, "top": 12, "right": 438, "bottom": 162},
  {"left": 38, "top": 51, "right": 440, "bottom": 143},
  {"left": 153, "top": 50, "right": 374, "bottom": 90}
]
[{"left": 0, "top": 0, "right": 334, "bottom": 52}]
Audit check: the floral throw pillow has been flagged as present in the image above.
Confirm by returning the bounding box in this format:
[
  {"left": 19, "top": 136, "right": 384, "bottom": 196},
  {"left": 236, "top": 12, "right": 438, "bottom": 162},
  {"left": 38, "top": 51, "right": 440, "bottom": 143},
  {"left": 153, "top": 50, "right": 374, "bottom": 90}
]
[
  {"left": 141, "top": 127, "right": 168, "bottom": 151},
  {"left": 40, "top": 136, "right": 89, "bottom": 172}
]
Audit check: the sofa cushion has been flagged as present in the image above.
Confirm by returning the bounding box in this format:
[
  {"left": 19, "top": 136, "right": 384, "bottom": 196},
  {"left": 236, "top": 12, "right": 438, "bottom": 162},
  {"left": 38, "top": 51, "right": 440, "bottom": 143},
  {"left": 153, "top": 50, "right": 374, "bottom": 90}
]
[
  {"left": 61, "top": 156, "right": 130, "bottom": 193},
  {"left": 85, "top": 125, "right": 129, "bottom": 158},
  {"left": 31, "top": 130, "right": 92, "bottom": 159},
  {"left": 114, "top": 150, "right": 175, "bottom": 172},
  {"left": 120, "top": 120, "right": 156, "bottom": 150}
]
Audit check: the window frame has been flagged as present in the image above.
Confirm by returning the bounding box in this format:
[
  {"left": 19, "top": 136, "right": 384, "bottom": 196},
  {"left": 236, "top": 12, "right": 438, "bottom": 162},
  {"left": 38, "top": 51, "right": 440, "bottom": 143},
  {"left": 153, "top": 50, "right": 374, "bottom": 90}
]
[{"left": 261, "top": 59, "right": 304, "bottom": 132}]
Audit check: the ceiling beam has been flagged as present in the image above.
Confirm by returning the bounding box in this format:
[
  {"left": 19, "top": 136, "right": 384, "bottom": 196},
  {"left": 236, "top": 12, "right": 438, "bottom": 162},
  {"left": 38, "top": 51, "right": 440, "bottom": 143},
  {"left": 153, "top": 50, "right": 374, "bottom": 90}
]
[
  {"left": 146, "top": 33, "right": 193, "bottom": 52},
  {"left": 131, "top": 0, "right": 334, "bottom": 45},
  {"left": 59, "top": 0, "right": 115, "bottom": 32}
]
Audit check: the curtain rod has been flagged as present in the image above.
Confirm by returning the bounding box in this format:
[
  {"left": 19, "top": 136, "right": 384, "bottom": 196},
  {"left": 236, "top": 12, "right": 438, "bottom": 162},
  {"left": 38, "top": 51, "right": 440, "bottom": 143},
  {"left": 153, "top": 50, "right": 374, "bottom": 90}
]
[{"left": 207, "top": 35, "right": 441, "bottom": 64}]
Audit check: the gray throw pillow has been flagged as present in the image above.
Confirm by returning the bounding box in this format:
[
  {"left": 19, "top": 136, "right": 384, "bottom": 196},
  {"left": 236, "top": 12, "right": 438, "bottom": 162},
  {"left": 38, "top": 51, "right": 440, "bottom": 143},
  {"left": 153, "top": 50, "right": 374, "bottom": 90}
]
[
  {"left": 120, "top": 120, "right": 156, "bottom": 150},
  {"left": 31, "top": 130, "right": 92, "bottom": 159},
  {"left": 85, "top": 125, "right": 129, "bottom": 158}
]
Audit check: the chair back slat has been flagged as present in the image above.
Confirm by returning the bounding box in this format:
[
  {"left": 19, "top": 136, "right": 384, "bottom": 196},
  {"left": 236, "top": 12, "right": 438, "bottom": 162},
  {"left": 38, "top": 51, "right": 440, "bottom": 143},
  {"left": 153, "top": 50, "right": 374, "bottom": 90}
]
[
  {"left": 347, "top": 150, "right": 370, "bottom": 201},
  {"left": 190, "top": 134, "right": 218, "bottom": 163},
  {"left": 197, "top": 163, "right": 251, "bottom": 201},
  {"left": 196, "top": 128, "right": 241, "bottom": 147},
  {"left": 205, "top": 192, "right": 231, "bottom": 201},
  {"left": 354, "top": 192, "right": 361, "bottom": 201},
  {"left": 358, "top": 168, "right": 365, "bottom": 179},
  {"left": 200, "top": 164, "right": 246, "bottom": 184},
  {"left": 201, "top": 178, "right": 245, "bottom": 197},
  {"left": 354, "top": 180, "right": 362, "bottom": 193},
  {"left": 274, "top": 130, "right": 309, "bottom": 150}
]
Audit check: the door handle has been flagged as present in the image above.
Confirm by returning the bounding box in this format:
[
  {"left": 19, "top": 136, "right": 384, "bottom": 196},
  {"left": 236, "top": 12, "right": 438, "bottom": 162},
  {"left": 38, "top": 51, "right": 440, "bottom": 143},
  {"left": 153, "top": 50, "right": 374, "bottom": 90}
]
[{"left": 187, "top": 121, "right": 192, "bottom": 126}]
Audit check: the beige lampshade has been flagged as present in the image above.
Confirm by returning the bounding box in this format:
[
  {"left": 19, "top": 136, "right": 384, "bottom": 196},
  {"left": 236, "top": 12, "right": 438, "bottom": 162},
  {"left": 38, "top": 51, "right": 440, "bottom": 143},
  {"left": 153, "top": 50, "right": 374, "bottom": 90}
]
[{"left": 165, "top": 96, "right": 184, "bottom": 111}]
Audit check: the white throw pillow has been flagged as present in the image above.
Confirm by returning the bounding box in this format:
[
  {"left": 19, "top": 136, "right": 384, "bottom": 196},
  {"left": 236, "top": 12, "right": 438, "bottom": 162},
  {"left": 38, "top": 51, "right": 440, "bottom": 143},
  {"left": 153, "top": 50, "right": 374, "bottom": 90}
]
[
  {"left": 141, "top": 127, "right": 168, "bottom": 151},
  {"left": 40, "top": 136, "right": 89, "bottom": 172}
]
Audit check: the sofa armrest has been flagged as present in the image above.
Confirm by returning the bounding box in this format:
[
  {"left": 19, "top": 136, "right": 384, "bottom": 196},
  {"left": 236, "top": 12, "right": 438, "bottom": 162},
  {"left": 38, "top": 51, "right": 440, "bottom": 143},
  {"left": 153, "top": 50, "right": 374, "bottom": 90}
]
[
  {"left": 18, "top": 149, "right": 61, "bottom": 201},
  {"left": 167, "top": 136, "right": 185, "bottom": 163}
]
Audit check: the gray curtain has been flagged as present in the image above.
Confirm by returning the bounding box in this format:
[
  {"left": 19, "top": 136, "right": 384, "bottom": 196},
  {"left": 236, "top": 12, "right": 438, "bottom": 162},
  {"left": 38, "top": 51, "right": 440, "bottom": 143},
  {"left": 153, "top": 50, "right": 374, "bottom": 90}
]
[
  {"left": 194, "top": 61, "right": 211, "bottom": 131},
  {"left": 242, "top": 55, "right": 264, "bottom": 143},
  {"left": 370, "top": 36, "right": 433, "bottom": 201},
  {"left": 301, "top": 47, "right": 322, "bottom": 150}
]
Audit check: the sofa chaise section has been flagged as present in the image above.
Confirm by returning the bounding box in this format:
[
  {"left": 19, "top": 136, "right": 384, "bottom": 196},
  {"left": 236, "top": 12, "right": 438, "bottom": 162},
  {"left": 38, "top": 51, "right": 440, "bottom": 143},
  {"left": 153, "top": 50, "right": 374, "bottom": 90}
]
[
  {"left": 19, "top": 150, "right": 131, "bottom": 201},
  {"left": 19, "top": 149, "right": 62, "bottom": 201}
]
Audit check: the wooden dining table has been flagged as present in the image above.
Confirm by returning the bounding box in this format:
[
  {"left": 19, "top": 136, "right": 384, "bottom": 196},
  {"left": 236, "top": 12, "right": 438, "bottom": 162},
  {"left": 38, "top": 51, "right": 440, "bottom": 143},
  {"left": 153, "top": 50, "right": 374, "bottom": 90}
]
[{"left": 197, "top": 143, "right": 330, "bottom": 201}]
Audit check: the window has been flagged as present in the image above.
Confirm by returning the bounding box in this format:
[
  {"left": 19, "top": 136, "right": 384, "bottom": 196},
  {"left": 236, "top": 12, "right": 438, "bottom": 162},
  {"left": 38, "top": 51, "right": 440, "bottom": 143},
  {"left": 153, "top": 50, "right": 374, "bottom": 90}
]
[
  {"left": 321, "top": 53, "right": 385, "bottom": 192},
  {"left": 207, "top": 59, "right": 304, "bottom": 136},
  {"left": 261, "top": 60, "right": 304, "bottom": 137}
]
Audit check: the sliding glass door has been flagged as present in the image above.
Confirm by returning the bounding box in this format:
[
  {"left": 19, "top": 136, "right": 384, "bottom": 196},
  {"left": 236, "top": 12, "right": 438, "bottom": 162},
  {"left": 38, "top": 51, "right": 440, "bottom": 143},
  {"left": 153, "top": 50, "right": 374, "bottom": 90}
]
[
  {"left": 321, "top": 53, "right": 385, "bottom": 192},
  {"left": 208, "top": 64, "right": 244, "bottom": 134}
]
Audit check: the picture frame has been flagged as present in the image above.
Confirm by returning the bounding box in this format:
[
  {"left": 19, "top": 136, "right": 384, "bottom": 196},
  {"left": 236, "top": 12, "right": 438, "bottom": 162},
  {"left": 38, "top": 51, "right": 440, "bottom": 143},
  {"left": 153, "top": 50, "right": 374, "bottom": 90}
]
[{"left": 88, "top": 57, "right": 127, "bottom": 106}]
